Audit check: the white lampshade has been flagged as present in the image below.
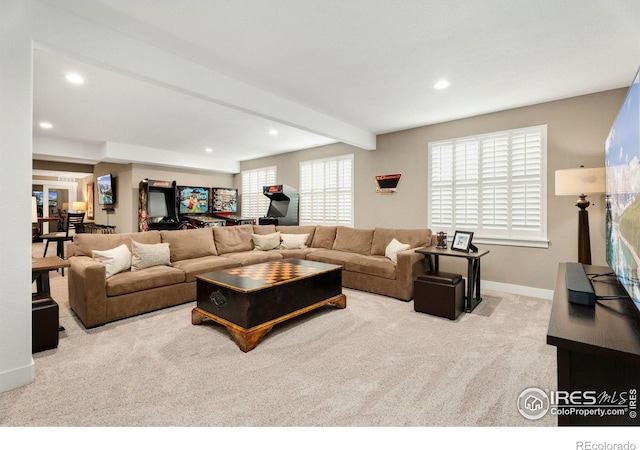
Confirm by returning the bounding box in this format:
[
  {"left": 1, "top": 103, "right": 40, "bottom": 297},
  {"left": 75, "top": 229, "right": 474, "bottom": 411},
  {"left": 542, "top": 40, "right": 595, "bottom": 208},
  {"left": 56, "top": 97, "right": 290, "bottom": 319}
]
[
  {"left": 73, "top": 201, "right": 87, "bottom": 212},
  {"left": 555, "top": 166, "right": 605, "bottom": 196},
  {"left": 32, "top": 196, "right": 38, "bottom": 223}
]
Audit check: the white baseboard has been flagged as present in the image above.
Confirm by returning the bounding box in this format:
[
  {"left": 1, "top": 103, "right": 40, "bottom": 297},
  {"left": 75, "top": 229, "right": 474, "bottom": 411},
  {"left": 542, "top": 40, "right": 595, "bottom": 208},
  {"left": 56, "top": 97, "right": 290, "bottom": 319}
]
[
  {"left": 481, "top": 280, "right": 553, "bottom": 300},
  {"left": 0, "top": 359, "right": 35, "bottom": 393}
]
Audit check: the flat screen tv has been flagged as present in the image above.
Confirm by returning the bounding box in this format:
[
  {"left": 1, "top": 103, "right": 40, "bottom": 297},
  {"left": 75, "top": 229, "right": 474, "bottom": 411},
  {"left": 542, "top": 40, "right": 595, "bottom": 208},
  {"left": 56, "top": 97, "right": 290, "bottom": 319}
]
[
  {"left": 605, "top": 66, "right": 640, "bottom": 315},
  {"left": 33, "top": 191, "right": 43, "bottom": 206},
  {"left": 212, "top": 188, "right": 238, "bottom": 213},
  {"left": 97, "top": 173, "right": 115, "bottom": 206},
  {"left": 177, "top": 186, "right": 210, "bottom": 214}
]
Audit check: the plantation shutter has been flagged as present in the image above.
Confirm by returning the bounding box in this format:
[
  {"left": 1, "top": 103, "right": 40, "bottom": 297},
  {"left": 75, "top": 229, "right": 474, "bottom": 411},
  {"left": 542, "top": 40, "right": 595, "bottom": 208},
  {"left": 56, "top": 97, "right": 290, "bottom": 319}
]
[
  {"left": 241, "top": 166, "right": 276, "bottom": 219},
  {"left": 428, "top": 125, "right": 547, "bottom": 246},
  {"left": 299, "top": 154, "right": 353, "bottom": 226}
]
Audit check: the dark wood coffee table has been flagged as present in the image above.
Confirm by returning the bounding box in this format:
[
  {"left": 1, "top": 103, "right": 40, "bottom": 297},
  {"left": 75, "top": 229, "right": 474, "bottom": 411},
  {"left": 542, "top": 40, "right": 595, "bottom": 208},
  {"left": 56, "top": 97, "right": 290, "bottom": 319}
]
[{"left": 192, "top": 259, "right": 346, "bottom": 352}]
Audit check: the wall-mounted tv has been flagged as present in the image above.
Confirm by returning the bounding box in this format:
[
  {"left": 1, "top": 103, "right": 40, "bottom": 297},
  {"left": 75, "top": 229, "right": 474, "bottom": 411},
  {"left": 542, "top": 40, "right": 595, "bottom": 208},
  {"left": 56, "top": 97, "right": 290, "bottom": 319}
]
[
  {"left": 33, "top": 191, "right": 43, "bottom": 206},
  {"left": 605, "top": 66, "right": 640, "bottom": 315},
  {"left": 97, "top": 173, "right": 115, "bottom": 206},
  {"left": 212, "top": 188, "right": 238, "bottom": 213},
  {"left": 177, "top": 186, "right": 210, "bottom": 214}
]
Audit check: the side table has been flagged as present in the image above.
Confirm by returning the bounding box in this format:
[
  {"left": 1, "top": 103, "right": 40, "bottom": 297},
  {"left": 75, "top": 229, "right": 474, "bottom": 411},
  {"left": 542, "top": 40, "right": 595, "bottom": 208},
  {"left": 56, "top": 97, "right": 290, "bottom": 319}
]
[
  {"left": 32, "top": 256, "right": 69, "bottom": 297},
  {"left": 415, "top": 246, "right": 489, "bottom": 312},
  {"left": 32, "top": 256, "right": 69, "bottom": 352}
]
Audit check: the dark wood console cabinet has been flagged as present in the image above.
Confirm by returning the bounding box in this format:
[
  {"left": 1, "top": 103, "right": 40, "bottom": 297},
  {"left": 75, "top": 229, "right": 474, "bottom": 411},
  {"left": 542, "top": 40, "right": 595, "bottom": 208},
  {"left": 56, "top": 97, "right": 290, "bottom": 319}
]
[{"left": 547, "top": 263, "right": 640, "bottom": 426}]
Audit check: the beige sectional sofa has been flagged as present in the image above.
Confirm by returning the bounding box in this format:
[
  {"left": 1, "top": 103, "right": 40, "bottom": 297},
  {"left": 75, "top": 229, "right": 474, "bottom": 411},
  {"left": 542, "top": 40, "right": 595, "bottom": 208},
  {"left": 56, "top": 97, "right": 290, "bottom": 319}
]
[{"left": 67, "top": 225, "right": 434, "bottom": 328}]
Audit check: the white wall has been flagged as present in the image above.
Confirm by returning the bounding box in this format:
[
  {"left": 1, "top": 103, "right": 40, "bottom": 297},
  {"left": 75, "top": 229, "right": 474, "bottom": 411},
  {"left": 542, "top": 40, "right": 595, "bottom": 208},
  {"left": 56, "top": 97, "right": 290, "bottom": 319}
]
[{"left": 0, "top": 4, "right": 35, "bottom": 391}]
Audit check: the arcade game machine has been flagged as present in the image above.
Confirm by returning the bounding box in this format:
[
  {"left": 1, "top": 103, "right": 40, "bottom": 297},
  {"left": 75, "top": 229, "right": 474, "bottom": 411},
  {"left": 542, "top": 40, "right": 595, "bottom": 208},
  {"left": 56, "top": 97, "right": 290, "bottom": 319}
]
[
  {"left": 212, "top": 187, "right": 254, "bottom": 226},
  {"left": 138, "top": 179, "right": 181, "bottom": 231},
  {"left": 258, "top": 184, "right": 299, "bottom": 226},
  {"left": 177, "top": 186, "right": 225, "bottom": 228}
]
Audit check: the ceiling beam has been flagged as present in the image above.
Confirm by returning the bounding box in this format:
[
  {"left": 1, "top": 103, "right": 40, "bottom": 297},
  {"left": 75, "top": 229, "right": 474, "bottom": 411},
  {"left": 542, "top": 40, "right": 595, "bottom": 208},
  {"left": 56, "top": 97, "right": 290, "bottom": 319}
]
[{"left": 29, "top": 0, "right": 376, "bottom": 152}]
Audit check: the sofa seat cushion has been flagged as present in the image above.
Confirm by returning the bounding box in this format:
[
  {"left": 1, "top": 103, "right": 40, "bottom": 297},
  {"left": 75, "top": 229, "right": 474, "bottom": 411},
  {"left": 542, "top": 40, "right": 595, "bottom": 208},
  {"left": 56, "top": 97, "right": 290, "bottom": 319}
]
[
  {"left": 106, "top": 265, "right": 186, "bottom": 297},
  {"left": 306, "top": 249, "right": 359, "bottom": 266},
  {"left": 171, "top": 255, "right": 240, "bottom": 282},
  {"left": 345, "top": 255, "right": 397, "bottom": 280},
  {"left": 223, "top": 250, "right": 284, "bottom": 266}
]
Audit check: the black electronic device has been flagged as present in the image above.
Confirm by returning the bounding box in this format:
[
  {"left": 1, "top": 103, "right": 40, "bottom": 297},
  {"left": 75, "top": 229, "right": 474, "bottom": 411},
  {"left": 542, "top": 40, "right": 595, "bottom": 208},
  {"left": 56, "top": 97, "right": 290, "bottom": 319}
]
[
  {"left": 605, "top": 66, "right": 640, "bottom": 317},
  {"left": 177, "top": 186, "right": 211, "bottom": 215},
  {"left": 138, "top": 179, "right": 180, "bottom": 231},
  {"left": 565, "top": 262, "right": 596, "bottom": 306},
  {"left": 259, "top": 184, "right": 299, "bottom": 226},
  {"left": 97, "top": 173, "right": 116, "bottom": 206}
]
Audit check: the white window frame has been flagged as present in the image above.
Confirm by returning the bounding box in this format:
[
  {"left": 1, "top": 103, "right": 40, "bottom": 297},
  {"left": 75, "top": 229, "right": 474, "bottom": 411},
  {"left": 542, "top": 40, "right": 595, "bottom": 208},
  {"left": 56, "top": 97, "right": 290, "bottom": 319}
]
[
  {"left": 241, "top": 166, "right": 276, "bottom": 219},
  {"left": 428, "top": 125, "right": 548, "bottom": 248},
  {"left": 299, "top": 154, "right": 354, "bottom": 227}
]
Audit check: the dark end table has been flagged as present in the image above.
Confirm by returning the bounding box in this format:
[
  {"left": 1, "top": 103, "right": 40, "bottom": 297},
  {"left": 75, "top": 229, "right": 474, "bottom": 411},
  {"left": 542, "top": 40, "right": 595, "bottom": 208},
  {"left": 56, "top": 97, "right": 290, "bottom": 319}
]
[{"left": 415, "top": 246, "right": 489, "bottom": 312}]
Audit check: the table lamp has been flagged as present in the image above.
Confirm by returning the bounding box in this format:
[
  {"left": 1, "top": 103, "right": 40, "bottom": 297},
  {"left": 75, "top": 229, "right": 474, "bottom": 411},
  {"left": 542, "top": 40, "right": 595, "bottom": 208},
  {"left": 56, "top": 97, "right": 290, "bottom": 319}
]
[
  {"left": 73, "top": 201, "right": 87, "bottom": 213},
  {"left": 555, "top": 165, "right": 605, "bottom": 264}
]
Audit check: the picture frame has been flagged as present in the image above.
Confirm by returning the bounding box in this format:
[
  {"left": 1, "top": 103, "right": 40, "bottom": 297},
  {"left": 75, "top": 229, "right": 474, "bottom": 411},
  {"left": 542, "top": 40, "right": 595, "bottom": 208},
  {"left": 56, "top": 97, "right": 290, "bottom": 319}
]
[
  {"left": 87, "top": 182, "right": 94, "bottom": 220},
  {"left": 451, "top": 230, "right": 474, "bottom": 252}
]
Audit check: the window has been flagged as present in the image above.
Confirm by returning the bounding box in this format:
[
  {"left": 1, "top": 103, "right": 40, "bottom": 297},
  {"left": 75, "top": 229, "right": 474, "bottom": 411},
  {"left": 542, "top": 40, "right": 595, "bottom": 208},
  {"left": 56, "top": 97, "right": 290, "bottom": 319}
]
[
  {"left": 428, "top": 125, "right": 547, "bottom": 247},
  {"left": 299, "top": 154, "right": 354, "bottom": 226},
  {"left": 241, "top": 166, "right": 276, "bottom": 218}
]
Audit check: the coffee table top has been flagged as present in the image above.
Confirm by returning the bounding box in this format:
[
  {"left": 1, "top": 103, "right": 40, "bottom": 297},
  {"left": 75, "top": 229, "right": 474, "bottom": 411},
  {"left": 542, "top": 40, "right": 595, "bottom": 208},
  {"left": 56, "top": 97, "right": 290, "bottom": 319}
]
[{"left": 196, "top": 258, "right": 342, "bottom": 293}]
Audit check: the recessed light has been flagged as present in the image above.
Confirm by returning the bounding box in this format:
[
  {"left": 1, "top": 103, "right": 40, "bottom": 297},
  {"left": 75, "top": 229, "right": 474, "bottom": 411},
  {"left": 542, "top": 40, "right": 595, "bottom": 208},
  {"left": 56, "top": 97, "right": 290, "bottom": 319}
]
[
  {"left": 205, "top": 148, "right": 213, "bottom": 153},
  {"left": 268, "top": 129, "right": 278, "bottom": 136},
  {"left": 39, "top": 122, "right": 53, "bottom": 129},
  {"left": 65, "top": 73, "right": 84, "bottom": 84},
  {"left": 433, "top": 79, "right": 451, "bottom": 90}
]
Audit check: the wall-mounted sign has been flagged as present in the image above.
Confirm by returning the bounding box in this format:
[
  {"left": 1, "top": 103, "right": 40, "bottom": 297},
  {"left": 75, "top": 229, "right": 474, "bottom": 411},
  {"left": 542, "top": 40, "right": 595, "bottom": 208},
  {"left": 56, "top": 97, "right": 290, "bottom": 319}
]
[{"left": 375, "top": 174, "right": 402, "bottom": 194}]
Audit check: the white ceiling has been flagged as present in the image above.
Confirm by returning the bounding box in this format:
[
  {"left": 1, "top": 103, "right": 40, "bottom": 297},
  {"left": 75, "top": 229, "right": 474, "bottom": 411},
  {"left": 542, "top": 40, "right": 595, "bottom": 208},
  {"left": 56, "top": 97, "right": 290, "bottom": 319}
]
[{"left": 33, "top": 0, "right": 640, "bottom": 174}]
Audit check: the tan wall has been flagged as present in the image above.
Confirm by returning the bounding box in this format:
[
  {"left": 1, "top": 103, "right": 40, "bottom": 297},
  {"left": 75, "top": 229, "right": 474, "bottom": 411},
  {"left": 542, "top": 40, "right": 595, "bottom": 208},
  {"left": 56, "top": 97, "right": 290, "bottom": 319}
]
[{"left": 240, "top": 88, "right": 628, "bottom": 291}]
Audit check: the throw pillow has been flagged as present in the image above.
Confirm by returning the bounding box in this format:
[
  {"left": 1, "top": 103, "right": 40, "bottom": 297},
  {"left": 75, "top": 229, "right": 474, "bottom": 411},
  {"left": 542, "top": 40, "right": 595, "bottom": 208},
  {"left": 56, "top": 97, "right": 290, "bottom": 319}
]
[
  {"left": 92, "top": 244, "right": 132, "bottom": 278},
  {"left": 252, "top": 232, "right": 281, "bottom": 251},
  {"left": 385, "top": 238, "right": 410, "bottom": 264},
  {"left": 131, "top": 240, "right": 171, "bottom": 271},
  {"left": 280, "top": 233, "right": 309, "bottom": 250}
]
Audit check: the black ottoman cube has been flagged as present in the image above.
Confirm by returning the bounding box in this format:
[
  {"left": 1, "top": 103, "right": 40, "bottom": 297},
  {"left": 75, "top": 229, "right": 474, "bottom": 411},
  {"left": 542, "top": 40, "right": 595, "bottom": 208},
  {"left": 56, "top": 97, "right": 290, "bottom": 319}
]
[
  {"left": 414, "top": 271, "right": 465, "bottom": 320},
  {"left": 32, "top": 298, "right": 59, "bottom": 353}
]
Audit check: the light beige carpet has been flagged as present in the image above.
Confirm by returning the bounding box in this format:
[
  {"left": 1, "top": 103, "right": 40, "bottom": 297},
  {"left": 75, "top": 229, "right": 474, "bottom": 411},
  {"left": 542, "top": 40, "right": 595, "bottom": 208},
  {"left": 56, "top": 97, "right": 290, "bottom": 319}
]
[{"left": 2, "top": 246, "right": 556, "bottom": 427}]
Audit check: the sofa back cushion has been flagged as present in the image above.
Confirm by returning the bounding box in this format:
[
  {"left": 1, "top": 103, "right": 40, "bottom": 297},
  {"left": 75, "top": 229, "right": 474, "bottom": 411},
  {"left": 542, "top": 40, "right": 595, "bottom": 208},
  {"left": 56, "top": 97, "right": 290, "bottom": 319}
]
[
  {"left": 161, "top": 228, "right": 217, "bottom": 262},
  {"left": 122, "top": 231, "right": 162, "bottom": 251},
  {"left": 371, "top": 228, "right": 433, "bottom": 255},
  {"left": 332, "top": 226, "right": 374, "bottom": 255},
  {"left": 276, "top": 225, "right": 316, "bottom": 246},
  {"left": 253, "top": 224, "right": 277, "bottom": 235},
  {"left": 73, "top": 233, "right": 124, "bottom": 257},
  {"left": 213, "top": 225, "right": 254, "bottom": 254},
  {"left": 311, "top": 226, "right": 337, "bottom": 249}
]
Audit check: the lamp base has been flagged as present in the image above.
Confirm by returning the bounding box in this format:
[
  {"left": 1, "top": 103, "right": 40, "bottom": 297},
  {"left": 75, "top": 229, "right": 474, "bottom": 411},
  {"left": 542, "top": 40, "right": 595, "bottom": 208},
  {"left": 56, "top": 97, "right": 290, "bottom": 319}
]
[{"left": 577, "top": 195, "right": 592, "bottom": 265}]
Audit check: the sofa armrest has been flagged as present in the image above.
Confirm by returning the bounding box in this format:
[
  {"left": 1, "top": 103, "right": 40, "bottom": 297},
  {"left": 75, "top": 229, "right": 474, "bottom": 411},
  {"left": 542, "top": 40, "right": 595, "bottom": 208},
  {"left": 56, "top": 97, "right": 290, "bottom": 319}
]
[
  {"left": 68, "top": 256, "right": 108, "bottom": 328},
  {"left": 395, "top": 248, "right": 426, "bottom": 295}
]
